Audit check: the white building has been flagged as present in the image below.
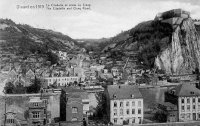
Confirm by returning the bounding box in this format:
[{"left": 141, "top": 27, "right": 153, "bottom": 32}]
[
  {"left": 45, "top": 76, "right": 79, "bottom": 86},
  {"left": 172, "top": 84, "right": 200, "bottom": 121},
  {"left": 105, "top": 85, "right": 143, "bottom": 125}
]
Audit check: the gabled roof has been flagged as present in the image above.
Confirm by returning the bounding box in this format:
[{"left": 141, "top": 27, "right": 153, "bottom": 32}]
[
  {"left": 107, "top": 85, "right": 143, "bottom": 100},
  {"left": 171, "top": 84, "right": 200, "bottom": 97}
]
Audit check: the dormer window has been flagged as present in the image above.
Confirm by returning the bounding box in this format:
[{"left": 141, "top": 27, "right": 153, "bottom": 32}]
[
  {"left": 113, "top": 94, "right": 117, "bottom": 99},
  {"left": 131, "top": 94, "right": 134, "bottom": 98},
  {"left": 171, "top": 90, "right": 175, "bottom": 95},
  {"left": 191, "top": 91, "right": 194, "bottom": 95}
]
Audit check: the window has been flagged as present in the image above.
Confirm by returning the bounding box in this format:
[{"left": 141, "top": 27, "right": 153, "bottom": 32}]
[
  {"left": 187, "top": 105, "right": 190, "bottom": 111},
  {"left": 132, "top": 101, "right": 135, "bottom": 106},
  {"left": 33, "top": 103, "right": 39, "bottom": 107},
  {"left": 193, "top": 105, "right": 196, "bottom": 110},
  {"left": 132, "top": 109, "right": 135, "bottom": 114},
  {"left": 126, "top": 109, "right": 129, "bottom": 115},
  {"left": 193, "top": 98, "right": 196, "bottom": 103},
  {"left": 43, "top": 99, "right": 48, "bottom": 105},
  {"left": 72, "top": 107, "right": 78, "bottom": 113},
  {"left": 114, "top": 102, "right": 117, "bottom": 107},
  {"left": 114, "top": 109, "right": 117, "bottom": 116},
  {"left": 187, "top": 98, "right": 190, "bottom": 103},
  {"left": 120, "top": 102, "right": 123, "bottom": 107},
  {"left": 132, "top": 117, "right": 135, "bottom": 123},
  {"left": 186, "top": 113, "right": 190, "bottom": 119},
  {"left": 138, "top": 101, "right": 141, "bottom": 107},
  {"left": 120, "top": 109, "right": 123, "bottom": 115},
  {"left": 138, "top": 109, "right": 141, "bottom": 114},
  {"left": 32, "top": 112, "right": 40, "bottom": 118},
  {"left": 126, "top": 101, "right": 129, "bottom": 107},
  {"left": 114, "top": 118, "right": 117, "bottom": 123},
  {"left": 181, "top": 114, "right": 185, "bottom": 119},
  {"left": 138, "top": 117, "right": 142, "bottom": 124},
  {"left": 6, "top": 119, "right": 14, "bottom": 124},
  {"left": 182, "top": 106, "right": 185, "bottom": 111},
  {"left": 182, "top": 98, "right": 184, "bottom": 104},
  {"left": 198, "top": 98, "right": 200, "bottom": 102}
]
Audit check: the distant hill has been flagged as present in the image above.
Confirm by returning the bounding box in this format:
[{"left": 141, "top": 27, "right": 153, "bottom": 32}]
[
  {"left": 0, "top": 19, "right": 82, "bottom": 65},
  {"left": 77, "top": 30, "right": 130, "bottom": 53}
]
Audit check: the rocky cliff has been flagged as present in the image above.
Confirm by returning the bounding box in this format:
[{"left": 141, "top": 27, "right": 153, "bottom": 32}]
[
  {"left": 155, "top": 17, "right": 200, "bottom": 75},
  {"left": 101, "top": 9, "right": 200, "bottom": 75}
]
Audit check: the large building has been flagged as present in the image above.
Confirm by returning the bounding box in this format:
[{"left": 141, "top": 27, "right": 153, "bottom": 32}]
[
  {"left": 165, "top": 84, "right": 200, "bottom": 121},
  {"left": 45, "top": 76, "right": 79, "bottom": 86},
  {"left": 105, "top": 85, "right": 143, "bottom": 125}
]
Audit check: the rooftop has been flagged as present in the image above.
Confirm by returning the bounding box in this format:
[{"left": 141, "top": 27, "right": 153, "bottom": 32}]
[
  {"left": 107, "top": 85, "right": 143, "bottom": 100},
  {"left": 29, "top": 97, "right": 42, "bottom": 103},
  {"left": 170, "top": 84, "right": 200, "bottom": 97}
]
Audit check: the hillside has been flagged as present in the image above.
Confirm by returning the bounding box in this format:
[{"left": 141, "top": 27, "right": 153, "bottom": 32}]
[
  {"left": 101, "top": 9, "right": 200, "bottom": 75},
  {"left": 0, "top": 19, "right": 81, "bottom": 66},
  {"left": 76, "top": 38, "right": 110, "bottom": 52}
]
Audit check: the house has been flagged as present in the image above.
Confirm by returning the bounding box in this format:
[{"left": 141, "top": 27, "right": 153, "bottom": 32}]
[
  {"left": 61, "top": 87, "right": 90, "bottom": 115},
  {"left": 157, "top": 102, "right": 178, "bottom": 122},
  {"left": 60, "top": 87, "right": 89, "bottom": 126},
  {"left": 1, "top": 111, "right": 27, "bottom": 126},
  {"left": 111, "top": 67, "right": 121, "bottom": 77},
  {"left": 105, "top": 85, "right": 144, "bottom": 125},
  {"left": 82, "top": 59, "right": 90, "bottom": 68},
  {"left": 26, "top": 69, "right": 35, "bottom": 80},
  {"left": 28, "top": 97, "right": 49, "bottom": 126},
  {"left": 165, "top": 84, "right": 200, "bottom": 121},
  {"left": 13, "top": 75, "right": 26, "bottom": 87},
  {"left": 8, "top": 69, "right": 18, "bottom": 81}
]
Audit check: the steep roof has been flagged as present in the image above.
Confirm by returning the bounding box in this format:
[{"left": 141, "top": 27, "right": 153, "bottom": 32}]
[
  {"left": 107, "top": 85, "right": 143, "bottom": 100},
  {"left": 171, "top": 84, "right": 200, "bottom": 97}
]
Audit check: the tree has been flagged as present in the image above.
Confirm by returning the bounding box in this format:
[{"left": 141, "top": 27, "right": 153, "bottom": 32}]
[
  {"left": 24, "top": 110, "right": 29, "bottom": 120},
  {"left": 46, "top": 51, "right": 59, "bottom": 65},
  {"left": 153, "top": 110, "right": 168, "bottom": 122},
  {"left": 13, "top": 84, "right": 26, "bottom": 94},
  {"left": 26, "top": 77, "right": 41, "bottom": 93},
  {"left": 94, "top": 92, "right": 109, "bottom": 123},
  {"left": 4, "top": 82, "right": 14, "bottom": 94}
]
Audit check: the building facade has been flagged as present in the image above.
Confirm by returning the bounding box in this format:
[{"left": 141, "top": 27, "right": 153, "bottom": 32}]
[
  {"left": 28, "top": 97, "right": 48, "bottom": 126},
  {"left": 166, "top": 84, "right": 200, "bottom": 122},
  {"left": 45, "top": 76, "right": 79, "bottom": 86},
  {"left": 106, "top": 85, "right": 143, "bottom": 125}
]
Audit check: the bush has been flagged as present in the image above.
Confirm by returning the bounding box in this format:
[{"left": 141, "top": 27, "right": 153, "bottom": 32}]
[{"left": 4, "top": 82, "right": 14, "bottom": 94}]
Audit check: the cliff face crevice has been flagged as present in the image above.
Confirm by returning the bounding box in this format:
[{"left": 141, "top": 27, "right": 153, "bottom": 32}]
[{"left": 155, "top": 18, "right": 200, "bottom": 75}]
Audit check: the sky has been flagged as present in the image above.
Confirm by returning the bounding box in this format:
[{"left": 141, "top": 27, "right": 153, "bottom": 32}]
[{"left": 0, "top": 0, "right": 200, "bottom": 39}]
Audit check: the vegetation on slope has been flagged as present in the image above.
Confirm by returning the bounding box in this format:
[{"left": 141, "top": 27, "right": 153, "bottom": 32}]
[
  {"left": 129, "top": 20, "right": 173, "bottom": 68},
  {"left": 0, "top": 18, "right": 80, "bottom": 65}
]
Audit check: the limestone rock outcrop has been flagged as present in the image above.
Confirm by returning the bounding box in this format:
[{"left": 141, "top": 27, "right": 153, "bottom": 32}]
[{"left": 155, "top": 17, "right": 200, "bottom": 75}]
